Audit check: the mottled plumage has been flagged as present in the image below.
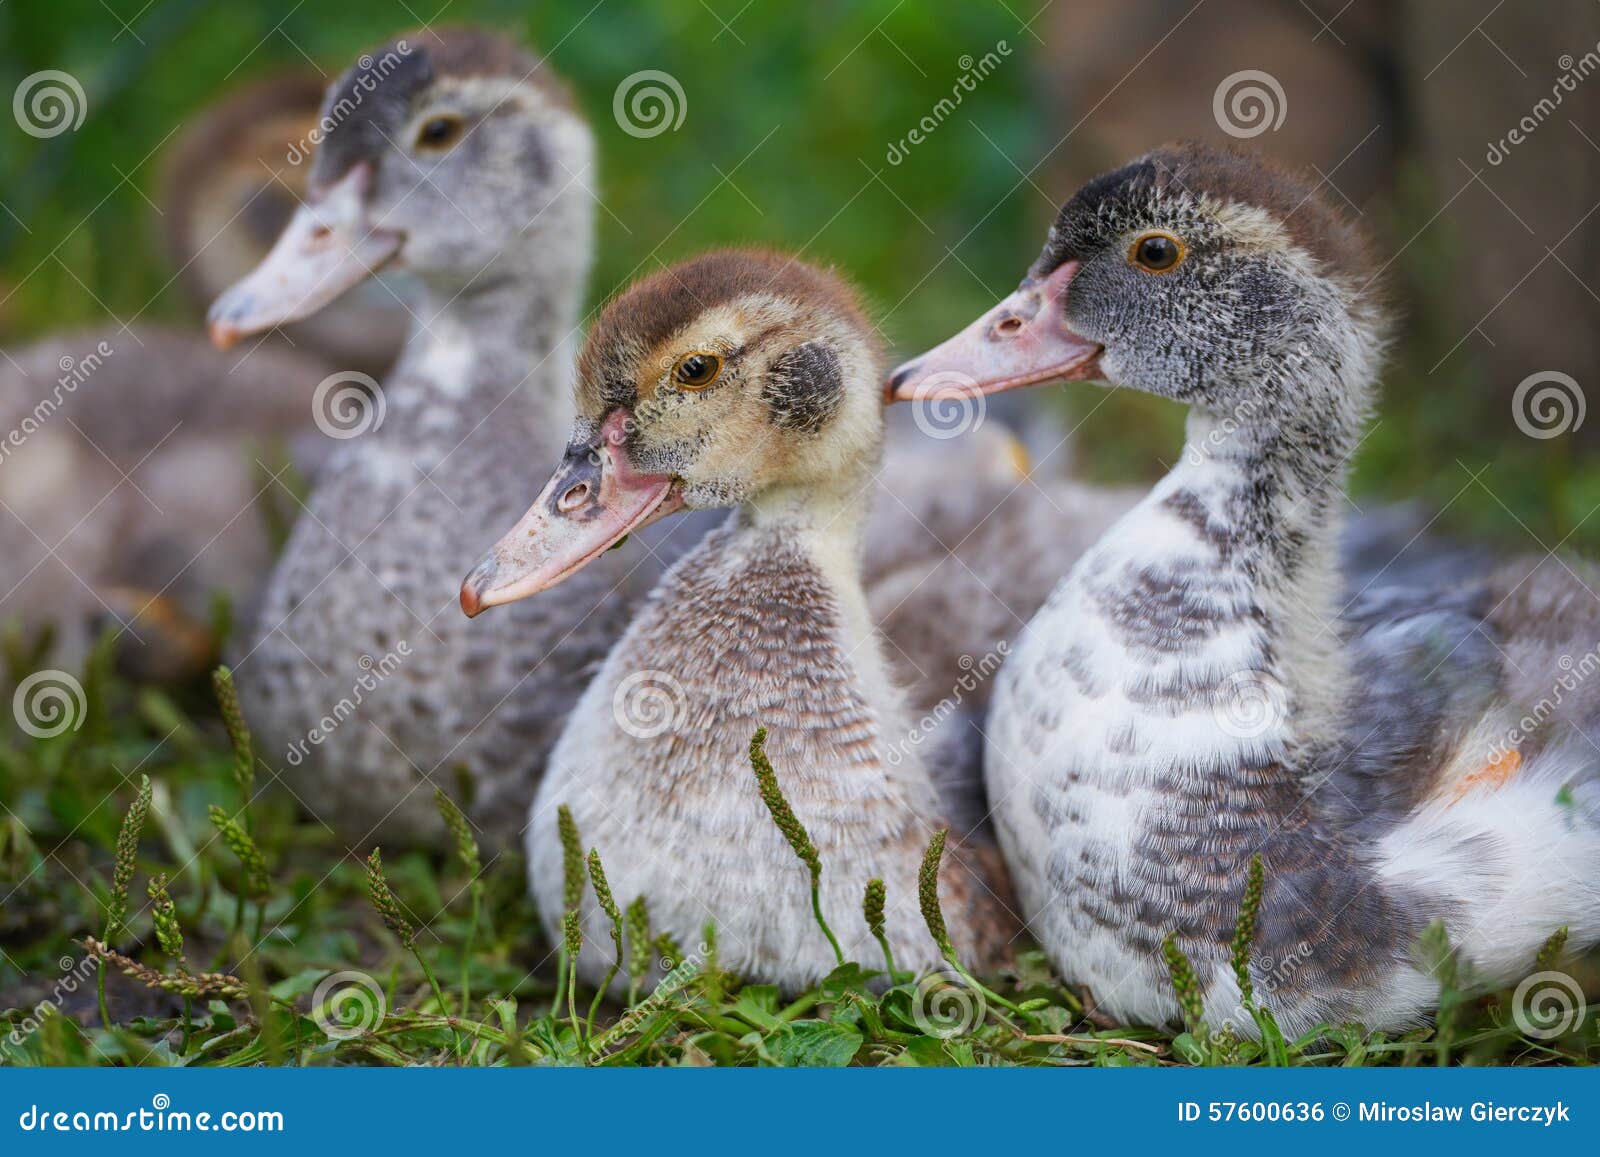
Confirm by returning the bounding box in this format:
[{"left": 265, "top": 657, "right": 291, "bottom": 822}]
[
  {"left": 902, "top": 142, "right": 1600, "bottom": 1034},
  {"left": 227, "top": 31, "right": 681, "bottom": 847}
]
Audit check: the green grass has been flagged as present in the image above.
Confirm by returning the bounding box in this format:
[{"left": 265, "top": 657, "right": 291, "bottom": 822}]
[{"left": 1, "top": 636, "right": 1595, "bottom": 1068}]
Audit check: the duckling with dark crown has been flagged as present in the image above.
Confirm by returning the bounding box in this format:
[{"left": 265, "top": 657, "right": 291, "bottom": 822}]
[
  {"left": 891, "top": 142, "right": 1600, "bottom": 1034},
  {"left": 208, "top": 28, "right": 655, "bottom": 848},
  {"left": 463, "top": 251, "right": 1017, "bottom": 991}
]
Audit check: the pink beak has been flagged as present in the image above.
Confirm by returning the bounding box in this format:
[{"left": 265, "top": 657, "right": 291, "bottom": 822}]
[
  {"left": 886, "top": 260, "right": 1102, "bottom": 403},
  {"left": 207, "top": 164, "right": 403, "bottom": 348},
  {"left": 460, "top": 411, "right": 684, "bottom": 617}
]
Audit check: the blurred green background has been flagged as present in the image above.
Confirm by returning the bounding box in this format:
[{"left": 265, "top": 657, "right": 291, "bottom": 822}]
[{"left": 2, "top": 0, "right": 1597, "bottom": 553}]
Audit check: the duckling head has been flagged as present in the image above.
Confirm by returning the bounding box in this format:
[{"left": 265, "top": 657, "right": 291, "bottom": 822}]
[
  {"left": 460, "top": 249, "right": 883, "bottom": 615},
  {"left": 888, "top": 141, "right": 1386, "bottom": 441},
  {"left": 208, "top": 26, "right": 593, "bottom": 346}
]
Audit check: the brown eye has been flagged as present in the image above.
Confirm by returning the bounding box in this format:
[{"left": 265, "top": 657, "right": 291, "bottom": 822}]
[
  {"left": 1130, "top": 231, "right": 1185, "bottom": 273},
  {"left": 415, "top": 115, "right": 464, "bottom": 150},
  {"left": 673, "top": 352, "right": 722, "bottom": 389}
]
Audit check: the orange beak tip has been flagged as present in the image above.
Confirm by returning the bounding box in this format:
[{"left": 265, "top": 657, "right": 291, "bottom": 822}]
[{"left": 459, "top": 573, "right": 487, "bottom": 618}]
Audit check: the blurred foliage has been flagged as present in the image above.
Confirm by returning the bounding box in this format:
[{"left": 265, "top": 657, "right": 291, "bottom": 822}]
[
  {"left": 1, "top": 0, "right": 1595, "bottom": 550},
  {"left": 0, "top": 0, "right": 1044, "bottom": 350}
]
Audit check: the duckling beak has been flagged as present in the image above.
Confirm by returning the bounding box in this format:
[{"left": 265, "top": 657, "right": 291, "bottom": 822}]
[
  {"left": 460, "top": 412, "right": 683, "bottom": 616},
  {"left": 885, "top": 260, "right": 1101, "bottom": 404},
  {"left": 206, "top": 163, "right": 402, "bottom": 348}
]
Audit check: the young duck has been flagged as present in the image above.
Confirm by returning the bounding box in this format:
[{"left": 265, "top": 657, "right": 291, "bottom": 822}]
[
  {"left": 162, "top": 69, "right": 407, "bottom": 376},
  {"left": 0, "top": 326, "right": 332, "bottom": 680},
  {"left": 462, "top": 250, "right": 1017, "bottom": 991},
  {"left": 889, "top": 142, "right": 1600, "bottom": 1034},
  {"left": 208, "top": 29, "right": 657, "bottom": 847}
]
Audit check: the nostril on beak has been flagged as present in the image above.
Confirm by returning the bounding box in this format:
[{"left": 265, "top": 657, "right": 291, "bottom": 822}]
[
  {"left": 994, "top": 315, "right": 1024, "bottom": 338},
  {"left": 557, "top": 482, "right": 590, "bottom": 513}
]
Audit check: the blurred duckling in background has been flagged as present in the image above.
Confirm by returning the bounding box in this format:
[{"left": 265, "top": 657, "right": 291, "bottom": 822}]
[
  {"left": 463, "top": 250, "right": 1018, "bottom": 992},
  {"left": 0, "top": 328, "right": 330, "bottom": 683},
  {"left": 160, "top": 68, "right": 408, "bottom": 378},
  {"left": 0, "top": 66, "right": 415, "bottom": 681},
  {"left": 207, "top": 28, "right": 660, "bottom": 850}
]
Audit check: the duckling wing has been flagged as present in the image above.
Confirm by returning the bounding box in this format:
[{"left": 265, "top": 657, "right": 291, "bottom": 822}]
[
  {"left": 1340, "top": 554, "right": 1600, "bottom": 983},
  {"left": 1318, "top": 580, "right": 1503, "bottom": 839}
]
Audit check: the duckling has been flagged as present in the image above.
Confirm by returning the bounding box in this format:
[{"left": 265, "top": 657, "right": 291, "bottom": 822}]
[
  {"left": 462, "top": 250, "right": 1017, "bottom": 991},
  {"left": 161, "top": 69, "right": 407, "bottom": 377},
  {"left": 208, "top": 29, "right": 656, "bottom": 847},
  {"left": 889, "top": 142, "right": 1600, "bottom": 1035},
  {"left": 0, "top": 66, "right": 432, "bottom": 680},
  {"left": 0, "top": 326, "right": 333, "bottom": 679}
]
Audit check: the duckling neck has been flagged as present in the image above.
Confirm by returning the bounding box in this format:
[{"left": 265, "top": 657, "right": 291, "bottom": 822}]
[
  {"left": 1048, "top": 393, "right": 1361, "bottom": 810},
  {"left": 736, "top": 470, "right": 877, "bottom": 649},
  {"left": 1164, "top": 405, "right": 1357, "bottom": 747},
  {"left": 390, "top": 260, "right": 579, "bottom": 424}
]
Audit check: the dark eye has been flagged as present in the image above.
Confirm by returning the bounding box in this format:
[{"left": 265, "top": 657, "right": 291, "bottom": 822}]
[
  {"left": 415, "top": 115, "right": 464, "bottom": 150},
  {"left": 673, "top": 352, "right": 722, "bottom": 389},
  {"left": 1130, "top": 231, "right": 1186, "bottom": 273}
]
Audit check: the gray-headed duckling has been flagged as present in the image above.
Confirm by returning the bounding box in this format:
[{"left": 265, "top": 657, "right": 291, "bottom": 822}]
[{"left": 891, "top": 142, "right": 1600, "bottom": 1034}]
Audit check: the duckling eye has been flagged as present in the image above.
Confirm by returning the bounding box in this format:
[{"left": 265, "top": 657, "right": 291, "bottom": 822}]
[
  {"left": 415, "top": 115, "right": 464, "bottom": 151},
  {"left": 673, "top": 352, "right": 722, "bottom": 390},
  {"left": 1130, "top": 231, "right": 1186, "bottom": 273}
]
